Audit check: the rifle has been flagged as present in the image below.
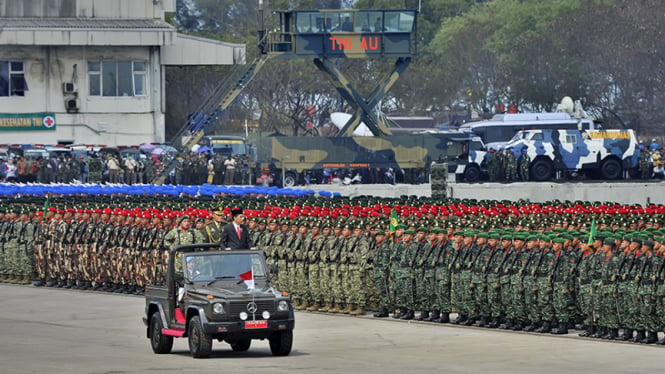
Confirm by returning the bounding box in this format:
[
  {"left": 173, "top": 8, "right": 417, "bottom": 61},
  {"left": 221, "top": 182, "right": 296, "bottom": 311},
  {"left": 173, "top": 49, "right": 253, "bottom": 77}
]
[
  {"left": 410, "top": 240, "right": 426, "bottom": 269},
  {"left": 620, "top": 252, "right": 636, "bottom": 281},
  {"left": 0, "top": 221, "right": 13, "bottom": 253},
  {"left": 469, "top": 244, "right": 487, "bottom": 272},
  {"left": 550, "top": 252, "right": 563, "bottom": 284},
  {"left": 635, "top": 255, "right": 650, "bottom": 284},
  {"left": 655, "top": 255, "right": 665, "bottom": 286},
  {"left": 531, "top": 249, "right": 546, "bottom": 279},
  {"left": 570, "top": 248, "right": 585, "bottom": 279},
  {"left": 495, "top": 246, "right": 512, "bottom": 275},
  {"left": 430, "top": 239, "right": 449, "bottom": 268},
  {"left": 483, "top": 246, "right": 500, "bottom": 275},
  {"left": 448, "top": 243, "right": 464, "bottom": 272},
  {"left": 60, "top": 220, "right": 74, "bottom": 245},
  {"left": 420, "top": 242, "right": 437, "bottom": 269},
  {"left": 520, "top": 248, "right": 538, "bottom": 278},
  {"left": 70, "top": 221, "right": 84, "bottom": 245},
  {"left": 345, "top": 237, "right": 359, "bottom": 265},
  {"left": 333, "top": 237, "right": 345, "bottom": 265},
  {"left": 16, "top": 220, "right": 31, "bottom": 256}
]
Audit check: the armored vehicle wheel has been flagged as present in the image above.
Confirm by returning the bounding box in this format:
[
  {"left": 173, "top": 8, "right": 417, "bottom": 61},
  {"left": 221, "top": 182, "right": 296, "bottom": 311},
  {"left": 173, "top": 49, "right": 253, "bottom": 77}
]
[
  {"left": 530, "top": 159, "right": 552, "bottom": 181},
  {"left": 601, "top": 158, "right": 622, "bottom": 180},
  {"left": 269, "top": 330, "right": 293, "bottom": 356},
  {"left": 283, "top": 172, "right": 297, "bottom": 187},
  {"left": 150, "top": 313, "right": 173, "bottom": 354},
  {"left": 188, "top": 316, "right": 212, "bottom": 358},
  {"left": 230, "top": 339, "right": 251, "bottom": 352},
  {"left": 463, "top": 165, "right": 480, "bottom": 182}
]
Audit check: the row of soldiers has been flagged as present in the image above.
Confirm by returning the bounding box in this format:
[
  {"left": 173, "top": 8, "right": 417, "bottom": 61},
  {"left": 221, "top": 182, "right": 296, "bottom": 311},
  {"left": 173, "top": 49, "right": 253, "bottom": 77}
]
[
  {"left": 487, "top": 147, "right": 531, "bottom": 182},
  {"left": 0, "top": 207, "right": 175, "bottom": 294},
  {"left": 372, "top": 225, "right": 665, "bottom": 345},
  {"left": 1, "top": 195, "right": 665, "bottom": 344}
]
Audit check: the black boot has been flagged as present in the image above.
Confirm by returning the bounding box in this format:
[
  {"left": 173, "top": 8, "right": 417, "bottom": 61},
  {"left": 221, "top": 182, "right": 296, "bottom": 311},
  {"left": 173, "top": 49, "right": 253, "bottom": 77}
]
[
  {"left": 523, "top": 320, "right": 537, "bottom": 332},
  {"left": 425, "top": 310, "right": 440, "bottom": 322},
  {"left": 400, "top": 309, "right": 414, "bottom": 320},
  {"left": 619, "top": 328, "right": 633, "bottom": 341},
  {"left": 511, "top": 320, "right": 524, "bottom": 331},
  {"left": 499, "top": 318, "right": 512, "bottom": 329},
  {"left": 551, "top": 322, "right": 568, "bottom": 335},
  {"left": 452, "top": 314, "right": 467, "bottom": 324},
  {"left": 463, "top": 316, "right": 478, "bottom": 326},
  {"left": 472, "top": 317, "right": 486, "bottom": 327},
  {"left": 641, "top": 331, "right": 658, "bottom": 344},
  {"left": 535, "top": 321, "right": 551, "bottom": 333},
  {"left": 436, "top": 312, "right": 450, "bottom": 323},
  {"left": 579, "top": 325, "right": 596, "bottom": 337},
  {"left": 591, "top": 326, "right": 606, "bottom": 339},
  {"left": 373, "top": 308, "right": 389, "bottom": 318},
  {"left": 416, "top": 311, "right": 429, "bottom": 321},
  {"left": 631, "top": 330, "right": 646, "bottom": 343}
]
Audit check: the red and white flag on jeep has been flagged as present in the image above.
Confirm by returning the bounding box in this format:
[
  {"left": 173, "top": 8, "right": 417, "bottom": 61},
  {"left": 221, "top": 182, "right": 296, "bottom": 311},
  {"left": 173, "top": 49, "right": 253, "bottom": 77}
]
[{"left": 239, "top": 269, "right": 254, "bottom": 289}]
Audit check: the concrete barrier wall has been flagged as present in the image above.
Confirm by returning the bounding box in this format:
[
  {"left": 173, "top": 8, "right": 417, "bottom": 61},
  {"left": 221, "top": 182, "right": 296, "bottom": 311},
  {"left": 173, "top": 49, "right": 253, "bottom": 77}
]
[{"left": 297, "top": 181, "right": 665, "bottom": 204}]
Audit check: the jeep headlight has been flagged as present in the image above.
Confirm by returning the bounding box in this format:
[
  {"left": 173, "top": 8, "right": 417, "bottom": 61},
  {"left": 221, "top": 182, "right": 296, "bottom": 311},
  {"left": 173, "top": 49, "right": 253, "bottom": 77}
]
[
  {"left": 277, "top": 300, "right": 289, "bottom": 312},
  {"left": 212, "top": 303, "right": 225, "bottom": 314}
]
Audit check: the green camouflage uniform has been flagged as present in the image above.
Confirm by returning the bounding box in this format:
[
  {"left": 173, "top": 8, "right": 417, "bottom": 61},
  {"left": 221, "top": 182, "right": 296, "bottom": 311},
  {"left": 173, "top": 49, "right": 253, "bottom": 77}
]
[{"left": 372, "top": 237, "right": 393, "bottom": 313}]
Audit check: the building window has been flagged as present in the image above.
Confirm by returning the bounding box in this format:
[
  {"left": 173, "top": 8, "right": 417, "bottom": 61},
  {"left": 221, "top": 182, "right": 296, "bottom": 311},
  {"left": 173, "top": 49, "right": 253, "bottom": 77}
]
[
  {"left": 0, "top": 61, "right": 28, "bottom": 97},
  {"left": 88, "top": 60, "right": 146, "bottom": 97}
]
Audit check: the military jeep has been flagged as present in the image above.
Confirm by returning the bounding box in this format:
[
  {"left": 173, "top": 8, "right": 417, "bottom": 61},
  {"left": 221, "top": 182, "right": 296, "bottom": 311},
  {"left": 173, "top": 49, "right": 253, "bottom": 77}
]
[{"left": 143, "top": 244, "right": 294, "bottom": 358}]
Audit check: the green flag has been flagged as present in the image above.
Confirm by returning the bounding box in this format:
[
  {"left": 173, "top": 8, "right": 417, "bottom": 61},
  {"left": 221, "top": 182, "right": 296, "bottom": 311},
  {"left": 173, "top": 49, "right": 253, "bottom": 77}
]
[
  {"left": 389, "top": 208, "right": 398, "bottom": 238},
  {"left": 43, "top": 196, "right": 51, "bottom": 215},
  {"left": 587, "top": 217, "right": 596, "bottom": 245}
]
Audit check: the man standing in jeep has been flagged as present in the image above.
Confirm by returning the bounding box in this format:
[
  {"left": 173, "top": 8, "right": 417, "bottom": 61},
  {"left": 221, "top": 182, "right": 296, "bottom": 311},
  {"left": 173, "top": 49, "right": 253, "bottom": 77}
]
[{"left": 220, "top": 208, "right": 252, "bottom": 250}]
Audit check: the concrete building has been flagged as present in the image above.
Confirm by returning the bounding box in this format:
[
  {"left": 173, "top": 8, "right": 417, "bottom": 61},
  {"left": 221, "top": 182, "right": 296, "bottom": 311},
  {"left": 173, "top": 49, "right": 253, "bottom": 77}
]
[{"left": 0, "top": 0, "right": 244, "bottom": 146}]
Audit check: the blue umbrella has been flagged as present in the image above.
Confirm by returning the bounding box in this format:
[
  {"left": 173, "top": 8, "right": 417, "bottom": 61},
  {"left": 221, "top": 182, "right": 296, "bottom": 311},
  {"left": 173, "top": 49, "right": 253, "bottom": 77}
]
[{"left": 197, "top": 146, "right": 211, "bottom": 154}]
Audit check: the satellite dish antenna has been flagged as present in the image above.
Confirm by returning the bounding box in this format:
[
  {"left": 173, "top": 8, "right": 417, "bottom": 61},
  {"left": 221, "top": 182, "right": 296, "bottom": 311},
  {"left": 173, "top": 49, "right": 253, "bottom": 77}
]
[
  {"left": 573, "top": 99, "right": 587, "bottom": 119},
  {"left": 556, "top": 96, "right": 574, "bottom": 115}
]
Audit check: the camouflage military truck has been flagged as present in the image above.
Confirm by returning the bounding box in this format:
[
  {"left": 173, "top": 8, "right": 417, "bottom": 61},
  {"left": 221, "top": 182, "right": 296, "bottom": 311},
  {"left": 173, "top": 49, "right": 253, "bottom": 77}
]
[
  {"left": 251, "top": 133, "right": 464, "bottom": 186},
  {"left": 505, "top": 129, "right": 640, "bottom": 181},
  {"left": 449, "top": 135, "right": 489, "bottom": 183},
  {"left": 143, "top": 244, "right": 294, "bottom": 358}
]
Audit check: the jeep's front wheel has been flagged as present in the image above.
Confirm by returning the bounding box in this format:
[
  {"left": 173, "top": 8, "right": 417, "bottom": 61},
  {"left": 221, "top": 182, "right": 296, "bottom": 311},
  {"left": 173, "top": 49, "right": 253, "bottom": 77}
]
[
  {"left": 230, "top": 338, "right": 251, "bottom": 352},
  {"left": 150, "top": 313, "right": 173, "bottom": 354},
  {"left": 188, "top": 316, "right": 212, "bottom": 358},
  {"left": 269, "top": 330, "right": 293, "bottom": 356}
]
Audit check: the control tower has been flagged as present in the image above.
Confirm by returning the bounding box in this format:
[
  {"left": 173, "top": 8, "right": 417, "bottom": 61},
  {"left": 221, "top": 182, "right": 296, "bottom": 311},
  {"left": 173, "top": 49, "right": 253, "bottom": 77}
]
[{"left": 261, "top": 9, "right": 418, "bottom": 136}]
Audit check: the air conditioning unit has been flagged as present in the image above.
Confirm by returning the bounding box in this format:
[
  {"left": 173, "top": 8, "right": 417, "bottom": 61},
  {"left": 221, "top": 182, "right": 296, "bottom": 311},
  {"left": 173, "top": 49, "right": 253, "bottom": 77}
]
[
  {"left": 63, "top": 82, "right": 78, "bottom": 94},
  {"left": 65, "top": 98, "right": 80, "bottom": 112}
]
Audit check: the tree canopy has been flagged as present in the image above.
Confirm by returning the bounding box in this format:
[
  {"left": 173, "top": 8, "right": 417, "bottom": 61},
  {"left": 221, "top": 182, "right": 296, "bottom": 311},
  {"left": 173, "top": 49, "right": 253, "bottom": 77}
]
[{"left": 166, "top": 0, "right": 665, "bottom": 137}]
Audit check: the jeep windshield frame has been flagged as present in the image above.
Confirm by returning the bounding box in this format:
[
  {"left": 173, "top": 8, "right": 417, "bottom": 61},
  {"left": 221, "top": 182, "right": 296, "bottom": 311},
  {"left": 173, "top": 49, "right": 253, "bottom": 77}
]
[{"left": 183, "top": 251, "right": 268, "bottom": 284}]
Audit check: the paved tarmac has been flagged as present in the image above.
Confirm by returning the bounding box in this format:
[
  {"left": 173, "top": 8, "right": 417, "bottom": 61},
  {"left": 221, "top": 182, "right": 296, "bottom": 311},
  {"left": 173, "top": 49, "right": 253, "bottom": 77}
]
[{"left": 1, "top": 284, "right": 664, "bottom": 374}]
